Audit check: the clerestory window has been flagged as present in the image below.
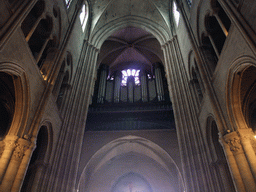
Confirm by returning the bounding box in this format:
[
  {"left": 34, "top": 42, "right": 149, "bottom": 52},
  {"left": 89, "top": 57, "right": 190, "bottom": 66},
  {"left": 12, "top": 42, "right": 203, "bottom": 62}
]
[
  {"left": 80, "top": 3, "right": 88, "bottom": 32},
  {"left": 173, "top": 2, "right": 180, "bottom": 26}
]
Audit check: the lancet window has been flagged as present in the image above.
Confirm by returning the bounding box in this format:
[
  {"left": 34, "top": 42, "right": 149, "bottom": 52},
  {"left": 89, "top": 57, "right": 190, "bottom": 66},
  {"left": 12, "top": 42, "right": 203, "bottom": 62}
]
[
  {"left": 80, "top": 3, "right": 88, "bottom": 32},
  {"left": 173, "top": 1, "right": 180, "bottom": 26}
]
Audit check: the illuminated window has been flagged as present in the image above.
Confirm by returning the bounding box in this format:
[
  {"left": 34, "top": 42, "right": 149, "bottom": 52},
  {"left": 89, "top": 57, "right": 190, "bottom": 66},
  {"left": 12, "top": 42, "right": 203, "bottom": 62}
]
[
  {"left": 173, "top": 2, "right": 180, "bottom": 26},
  {"left": 121, "top": 69, "right": 140, "bottom": 86},
  {"left": 80, "top": 3, "right": 88, "bottom": 32},
  {"left": 65, "top": 0, "right": 72, "bottom": 9}
]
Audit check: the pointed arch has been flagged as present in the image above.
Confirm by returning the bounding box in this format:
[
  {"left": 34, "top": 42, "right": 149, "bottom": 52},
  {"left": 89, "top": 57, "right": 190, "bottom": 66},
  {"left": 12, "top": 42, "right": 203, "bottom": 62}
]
[
  {"left": 78, "top": 135, "right": 185, "bottom": 192},
  {"left": 0, "top": 61, "right": 30, "bottom": 136},
  {"left": 226, "top": 56, "right": 256, "bottom": 130},
  {"left": 89, "top": 15, "right": 171, "bottom": 49}
]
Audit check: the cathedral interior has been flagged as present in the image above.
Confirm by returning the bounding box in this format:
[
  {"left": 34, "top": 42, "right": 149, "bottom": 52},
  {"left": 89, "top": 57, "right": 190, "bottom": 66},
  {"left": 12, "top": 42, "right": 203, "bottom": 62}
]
[{"left": 0, "top": 0, "right": 256, "bottom": 191}]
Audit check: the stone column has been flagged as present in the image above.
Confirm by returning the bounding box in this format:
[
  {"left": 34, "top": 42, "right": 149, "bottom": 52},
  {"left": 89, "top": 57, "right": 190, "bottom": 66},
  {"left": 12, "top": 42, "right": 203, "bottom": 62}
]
[
  {"left": 0, "top": 138, "right": 30, "bottom": 192},
  {"left": 127, "top": 76, "right": 135, "bottom": 103},
  {"left": 153, "top": 63, "right": 164, "bottom": 101},
  {"left": 238, "top": 128, "right": 256, "bottom": 180},
  {"left": 224, "top": 131, "right": 256, "bottom": 191},
  {"left": 97, "top": 64, "right": 108, "bottom": 104},
  {"left": 140, "top": 70, "right": 148, "bottom": 102},
  {"left": 0, "top": 135, "right": 18, "bottom": 182},
  {"left": 113, "top": 71, "right": 122, "bottom": 103},
  {"left": 220, "top": 136, "right": 246, "bottom": 191},
  {"left": 162, "top": 38, "right": 213, "bottom": 191},
  {"left": 11, "top": 136, "right": 35, "bottom": 192},
  {"left": 40, "top": 43, "right": 99, "bottom": 192}
]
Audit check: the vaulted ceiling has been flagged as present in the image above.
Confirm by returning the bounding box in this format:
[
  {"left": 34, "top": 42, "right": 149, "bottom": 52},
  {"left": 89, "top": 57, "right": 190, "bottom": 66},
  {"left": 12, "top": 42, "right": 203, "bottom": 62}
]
[{"left": 97, "top": 27, "right": 163, "bottom": 74}]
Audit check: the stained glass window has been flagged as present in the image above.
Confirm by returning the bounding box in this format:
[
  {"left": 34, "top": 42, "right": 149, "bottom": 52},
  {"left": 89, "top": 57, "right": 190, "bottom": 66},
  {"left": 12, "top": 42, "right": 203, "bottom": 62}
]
[{"left": 121, "top": 69, "right": 140, "bottom": 86}]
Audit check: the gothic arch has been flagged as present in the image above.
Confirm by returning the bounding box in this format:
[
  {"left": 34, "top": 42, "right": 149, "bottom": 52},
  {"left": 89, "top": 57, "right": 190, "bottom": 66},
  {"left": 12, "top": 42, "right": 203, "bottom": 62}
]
[
  {"left": 22, "top": 121, "right": 53, "bottom": 191},
  {"left": 206, "top": 115, "right": 222, "bottom": 162},
  {"left": 89, "top": 15, "right": 171, "bottom": 49},
  {"left": 78, "top": 135, "right": 185, "bottom": 192},
  {"left": 226, "top": 56, "right": 256, "bottom": 131},
  {"left": 0, "top": 61, "right": 30, "bottom": 136},
  {"left": 34, "top": 120, "right": 53, "bottom": 162},
  {"left": 54, "top": 52, "right": 72, "bottom": 109},
  {"left": 205, "top": 116, "right": 235, "bottom": 191}
]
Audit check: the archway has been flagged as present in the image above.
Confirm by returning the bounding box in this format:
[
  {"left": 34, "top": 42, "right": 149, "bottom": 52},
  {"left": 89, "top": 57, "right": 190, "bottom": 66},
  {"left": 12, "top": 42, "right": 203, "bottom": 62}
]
[
  {"left": 0, "top": 61, "right": 29, "bottom": 137},
  {"left": 21, "top": 122, "right": 52, "bottom": 191},
  {"left": 206, "top": 116, "right": 235, "bottom": 192},
  {"left": 78, "top": 135, "right": 185, "bottom": 192},
  {"left": 227, "top": 57, "right": 256, "bottom": 131},
  {"left": 112, "top": 172, "right": 153, "bottom": 192}
]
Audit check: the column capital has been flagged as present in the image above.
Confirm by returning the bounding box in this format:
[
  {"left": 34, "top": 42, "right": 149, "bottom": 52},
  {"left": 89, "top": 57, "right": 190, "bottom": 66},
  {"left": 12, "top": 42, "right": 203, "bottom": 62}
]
[
  {"left": 162, "top": 38, "right": 177, "bottom": 48},
  {"left": 12, "top": 138, "right": 32, "bottom": 162},
  {"left": 223, "top": 131, "right": 243, "bottom": 155}
]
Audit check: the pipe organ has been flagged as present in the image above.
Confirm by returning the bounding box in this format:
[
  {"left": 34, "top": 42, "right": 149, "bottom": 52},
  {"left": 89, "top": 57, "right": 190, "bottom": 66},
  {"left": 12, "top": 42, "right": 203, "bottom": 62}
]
[{"left": 95, "top": 63, "right": 168, "bottom": 104}]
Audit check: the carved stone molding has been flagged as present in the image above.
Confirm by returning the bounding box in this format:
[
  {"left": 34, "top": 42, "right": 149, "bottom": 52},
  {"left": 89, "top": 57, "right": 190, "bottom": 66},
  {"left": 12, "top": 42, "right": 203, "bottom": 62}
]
[
  {"left": 224, "top": 131, "right": 243, "bottom": 155},
  {"left": 12, "top": 139, "right": 31, "bottom": 162}
]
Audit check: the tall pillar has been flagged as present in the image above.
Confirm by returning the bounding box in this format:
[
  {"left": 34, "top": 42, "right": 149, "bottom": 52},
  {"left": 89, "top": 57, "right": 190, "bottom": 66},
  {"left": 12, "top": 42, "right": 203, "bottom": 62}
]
[
  {"left": 162, "top": 37, "right": 214, "bottom": 191},
  {"left": 11, "top": 136, "right": 36, "bottom": 192},
  {"left": 113, "top": 71, "right": 122, "bottom": 103},
  {"left": 153, "top": 63, "right": 164, "bottom": 101},
  {"left": 97, "top": 64, "right": 108, "bottom": 104},
  {"left": 220, "top": 136, "right": 246, "bottom": 192},
  {"left": 40, "top": 42, "right": 99, "bottom": 192},
  {"left": 127, "top": 76, "right": 135, "bottom": 103},
  {"left": 140, "top": 70, "right": 148, "bottom": 102}
]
